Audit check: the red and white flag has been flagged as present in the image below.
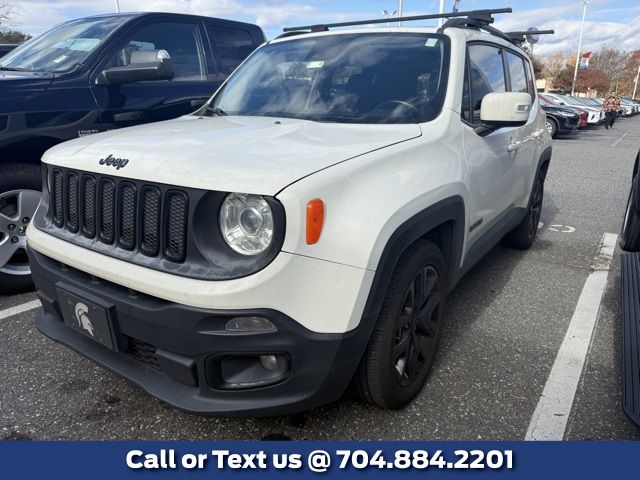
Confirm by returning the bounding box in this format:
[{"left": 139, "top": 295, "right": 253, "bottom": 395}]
[{"left": 579, "top": 52, "right": 592, "bottom": 69}]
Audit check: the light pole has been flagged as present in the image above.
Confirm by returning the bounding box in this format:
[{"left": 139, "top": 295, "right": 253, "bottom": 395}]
[
  {"left": 633, "top": 64, "right": 640, "bottom": 100},
  {"left": 438, "top": 0, "right": 446, "bottom": 27},
  {"left": 397, "top": 0, "right": 403, "bottom": 26},
  {"left": 114, "top": 0, "right": 120, "bottom": 13},
  {"left": 571, "top": 0, "right": 591, "bottom": 97}
]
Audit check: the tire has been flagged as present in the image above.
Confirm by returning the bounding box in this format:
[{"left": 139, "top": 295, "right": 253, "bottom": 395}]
[
  {"left": 620, "top": 176, "right": 640, "bottom": 252},
  {"left": 546, "top": 117, "right": 558, "bottom": 139},
  {"left": 352, "top": 240, "right": 447, "bottom": 409},
  {"left": 501, "top": 168, "right": 545, "bottom": 250},
  {"left": 0, "top": 163, "right": 42, "bottom": 295}
]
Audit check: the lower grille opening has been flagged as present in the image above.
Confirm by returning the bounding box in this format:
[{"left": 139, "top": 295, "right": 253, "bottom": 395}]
[{"left": 126, "top": 337, "right": 162, "bottom": 371}]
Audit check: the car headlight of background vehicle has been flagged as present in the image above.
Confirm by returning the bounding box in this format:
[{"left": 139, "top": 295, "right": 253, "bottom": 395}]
[
  {"left": 220, "top": 193, "right": 274, "bottom": 255},
  {"left": 559, "top": 111, "right": 577, "bottom": 117}
]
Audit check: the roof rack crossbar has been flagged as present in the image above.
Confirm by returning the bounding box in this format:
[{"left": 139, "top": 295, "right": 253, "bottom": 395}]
[
  {"left": 282, "top": 8, "right": 512, "bottom": 32},
  {"left": 506, "top": 30, "right": 555, "bottom": 37},
  {"left": 505, "top": 29, "right": 555, "bottom": 44}
]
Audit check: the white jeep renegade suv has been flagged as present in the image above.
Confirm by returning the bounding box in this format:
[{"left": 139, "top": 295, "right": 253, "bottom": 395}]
[{"left": 27, "top": 9, "right": 552, "bottom": 416}]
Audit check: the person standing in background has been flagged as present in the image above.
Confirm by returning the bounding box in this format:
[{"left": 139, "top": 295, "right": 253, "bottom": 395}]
[{"left": 603, "top": 91, "right": 621, "bottom": 129}]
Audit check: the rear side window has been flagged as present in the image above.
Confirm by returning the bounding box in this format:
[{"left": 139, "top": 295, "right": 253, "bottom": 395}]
[
  {"left": 466, "top": 44, "right": 506, "bottom": 124},
  {"left": 506, "top": 52, "right": 528, "bottom": 94},
  {"left": 208, "top": 26, "right": 256, "bottom": 76},
  {"left": 523, "top": 59, "right": 536, "bottom": 100}
]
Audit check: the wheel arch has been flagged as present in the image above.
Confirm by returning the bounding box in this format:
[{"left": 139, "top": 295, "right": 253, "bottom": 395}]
[
  {"left": 0, "top": 136, "right": 61, "bottom": 166},
  {"left": 631, "top": 149, "right": 640, "bottom": 214},
  {"left": 361, "top": 195, "right": 465, "bottom": 325},
  {"left": 537, "top": 146, "right": 552, "bottom": 181},
  {"left": 545, "top": 115, "right": 558, "bottom": 137}
]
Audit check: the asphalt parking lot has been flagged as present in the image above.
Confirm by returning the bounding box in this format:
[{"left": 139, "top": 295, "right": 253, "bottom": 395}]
[{"left": 1, "top": 118, "right": 640, "bottom": 441}]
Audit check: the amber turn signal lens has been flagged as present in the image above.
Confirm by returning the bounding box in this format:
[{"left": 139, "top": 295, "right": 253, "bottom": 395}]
[{"left": 306, "top": 199, "right": 324, "bottom": 245}]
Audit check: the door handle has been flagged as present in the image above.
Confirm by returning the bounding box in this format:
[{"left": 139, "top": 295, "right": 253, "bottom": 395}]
[
  {"left": 531, "top": 129, "right": 544, "bottom": 139},
  {"left": 114, "top": 111, "right": 145, "bottom": 123},
  {"left": 507, "top": 141, "right": 522, "bottom": 153}
]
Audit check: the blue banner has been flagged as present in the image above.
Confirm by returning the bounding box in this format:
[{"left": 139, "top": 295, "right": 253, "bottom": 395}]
[{"left": 1, "top": 441, "right": 639, "bottom": 479}]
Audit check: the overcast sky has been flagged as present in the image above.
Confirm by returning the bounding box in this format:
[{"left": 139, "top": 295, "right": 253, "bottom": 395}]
[{"left": 9, "top": 0, "right": 640, "bottom": 56}]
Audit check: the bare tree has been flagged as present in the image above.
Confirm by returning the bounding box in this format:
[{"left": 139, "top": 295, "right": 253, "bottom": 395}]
[
  {"left": 0, "top": 1, "right": 17, "bottom": 31},
  {"left": 540, "top": 53, "right": 567, "bottom": 82},
  {"left": 591, "top": 44, "right": 630, "bottom": 89}
]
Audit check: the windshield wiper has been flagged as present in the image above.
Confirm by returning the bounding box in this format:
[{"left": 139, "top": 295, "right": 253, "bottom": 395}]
[
  {"left": 0, "top": 66, "right": 30, "bottom": 72},
  {"left": 205, "top": 106, "right": 228, "bottom": 116}
]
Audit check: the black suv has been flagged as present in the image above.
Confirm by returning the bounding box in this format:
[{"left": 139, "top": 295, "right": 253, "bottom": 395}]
[{"left": 0, "top": 13, "right": 265, "bottom": 293}]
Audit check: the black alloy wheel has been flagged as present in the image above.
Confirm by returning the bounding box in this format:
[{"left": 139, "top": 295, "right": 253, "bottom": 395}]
[
  {"left": 528, "top": 178, "right": 544, "bottom": 239},
  {"left": 393, "top": 265, "right": 441, "bottom": 387}
]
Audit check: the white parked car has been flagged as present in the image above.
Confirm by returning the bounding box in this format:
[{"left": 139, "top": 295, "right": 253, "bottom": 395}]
[
  {"left": 544, "top": 93, "right": 604, "bottom": 124},
  {"left": 27, "top": 9, "right": 553, "bottom": 415}
]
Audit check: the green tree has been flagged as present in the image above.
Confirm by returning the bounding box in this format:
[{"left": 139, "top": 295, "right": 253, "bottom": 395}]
[{"left": 0, "top": 29, "right": 30, "bottom": 43}]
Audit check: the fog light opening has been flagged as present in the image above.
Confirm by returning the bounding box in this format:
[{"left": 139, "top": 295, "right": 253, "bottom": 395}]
[
  {"left": 259, "top": 354, "right": 279, "bottom": 372},
  {"left": 208, "top": 353, "right": 290, "bottom": 390},
  {"left": 225, "top": 316, "right": 276, "bottom": 332}
]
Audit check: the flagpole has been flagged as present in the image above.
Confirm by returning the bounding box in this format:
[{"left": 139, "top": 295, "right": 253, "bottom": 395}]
[{"left": 571, "top": 0, "right": 591, "bottom": 96}]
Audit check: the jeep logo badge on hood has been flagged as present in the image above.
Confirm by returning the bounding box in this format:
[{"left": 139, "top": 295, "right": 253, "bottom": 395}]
[{"left": 99, "top": 154, "right": 129, "bottom": 170}]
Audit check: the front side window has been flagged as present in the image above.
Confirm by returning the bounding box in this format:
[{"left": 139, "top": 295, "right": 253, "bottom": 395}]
[
  {"left": 211, "top": 33, "right": 450, "bottom": 124},
  {"left": 107, "top": 22, "right": 206, "bottom": 81},
  {"left": 0, "top": 15, "right": 130, "bottom": 73},
  {"left": 467, "top": 44, "right": 506, "bottom": 124}
]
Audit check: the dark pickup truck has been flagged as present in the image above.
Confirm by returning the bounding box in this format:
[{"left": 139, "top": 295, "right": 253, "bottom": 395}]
[
  {"left": 0, "top": 44, "right": 17, "bottom": 57},
  {"left": 0, "top": 12, "right": 265, "bottom": 293}
]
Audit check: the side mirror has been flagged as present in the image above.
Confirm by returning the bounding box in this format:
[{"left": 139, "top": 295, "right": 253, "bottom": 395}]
[
  {"left": 95, "top": 49, "right": 174, "bottom": 85},
  {"left": 475, "top": 92, "right": 532, "bottom": 136}
]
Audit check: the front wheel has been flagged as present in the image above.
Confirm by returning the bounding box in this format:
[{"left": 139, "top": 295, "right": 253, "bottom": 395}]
[
  {"left": 0, "top": 164, "right": 41, "bottom": 295},
  {"left": 352, "top": 240, "right": 447, "bottom": 409},
  {"left": 546, "top": 117, "right": 558, "bottom": 138}
]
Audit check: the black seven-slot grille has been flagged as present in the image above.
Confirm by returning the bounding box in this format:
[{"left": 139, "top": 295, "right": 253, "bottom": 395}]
[{"left": 49, "top": 168, "right": 188, "bottom": 262}]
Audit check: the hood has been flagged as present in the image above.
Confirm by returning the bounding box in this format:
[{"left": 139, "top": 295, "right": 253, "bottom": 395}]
[
  {"left": 541, "top": 105, "right": 578, "bottom": 115},
  {"left": 0, "top": 70, "right": 54, "bottom": 81},
  {"left": 574, "top": 105, "right": 600, "bottom": 113},
  {"left": 42, "top": 115, "right": 422, "bottom": 195},
  {"left": 0, "top": 71, "right": 55, "bottom": 109}
]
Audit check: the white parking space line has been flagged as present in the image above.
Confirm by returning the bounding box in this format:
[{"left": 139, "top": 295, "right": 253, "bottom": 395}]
[
  {"left": 525, "top": 232, "right": 617, "bottom": 441},
  {"left": 610, "top": 129, "right": 631, "bottom": 147},
  {"left": 0, "top": 299, "right": 41, "bottom": 320}
]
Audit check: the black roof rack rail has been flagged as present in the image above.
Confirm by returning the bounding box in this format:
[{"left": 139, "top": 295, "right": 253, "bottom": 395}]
[
  {"left": 505, "top": 29, "right": 555, "bottom": 45},
  {"left": 282, "top": 8, "right": 512, "bottom": 33},
  {"left": 275, "top": 31, "right": 310, "bottom": 39}
]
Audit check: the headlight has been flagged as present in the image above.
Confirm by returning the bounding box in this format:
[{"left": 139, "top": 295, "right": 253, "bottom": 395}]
[
  {"left": 560, "top": 111, "right": 577, "bottom": 117},
  {"left": 220, "top": 193, "right": 274, "bottom": 255}
]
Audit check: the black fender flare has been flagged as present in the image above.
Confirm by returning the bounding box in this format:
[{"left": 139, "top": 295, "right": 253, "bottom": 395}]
[
  {"left": 537, "top": 146, "right": 553, "bottom": 181},
  {"left": 342, "top": 195, "right": 465, "bottom": 378},
  {"left": 628, "top": 149, "right": 640, "bottom": 216},
  {"left": 361, "top": 195, "right": 465, "bottom": 323}
]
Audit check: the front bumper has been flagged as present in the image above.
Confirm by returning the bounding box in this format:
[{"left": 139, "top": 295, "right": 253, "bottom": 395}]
[
  {"left": 30, "top": 249, "right": 370, "bottom": 416},
  {"left": 557, "top": 116, "right": 579, "bottom": 133}
]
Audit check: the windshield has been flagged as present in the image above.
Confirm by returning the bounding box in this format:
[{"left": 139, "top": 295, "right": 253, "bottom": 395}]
[
  {"left": 541, "top": 94, "right": 562, "bottom": 106},
  {"left": 211, "top": 33, "right": 450, "bottom": 124},
  {"left": 561, "top": 96, "right": 590, "bottom": 107},
  {"left": 0, "top": 15, "right": 130, "bottom": 73},
  {"left": 579, "top": 98, "right": 598, "bottom": 106}
]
